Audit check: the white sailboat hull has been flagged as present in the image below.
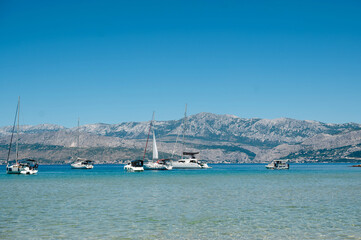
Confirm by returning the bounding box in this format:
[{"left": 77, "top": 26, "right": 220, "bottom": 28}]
[
  {"left": 7, "top": 165, "right": 38, "bottom": 175},
  {"left": 124, "top": 165, "right": 144, "bottom": 172},
  {"left": 6, "top": 165, "right": 22, "bottom": 174},
  {"left": 143, "top": 162, "right": 173, "bottom": 170},
  {"left": 71, "top": 162, "right": 94, "bottom": 169},
  {"left": 20, "top": 168, "right": 38, "bottom": 174}
]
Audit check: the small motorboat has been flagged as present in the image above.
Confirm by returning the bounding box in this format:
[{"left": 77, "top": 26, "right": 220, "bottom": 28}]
[
  {"left": 266, "top": 160, "right": 289, "bottom": 170},
  {"left": 71, "top": 158, "right": 94, "bottom": 169},
  {"left": 124, "top": 160, "right": 144, "bottom": 172}
]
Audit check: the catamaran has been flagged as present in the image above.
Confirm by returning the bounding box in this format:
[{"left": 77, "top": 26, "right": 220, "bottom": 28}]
[
  {"left": 143, "top": 112, "right": 172, "bottom": 170},
  {"left": 6, "top": 97, "right": 39, "bottom": 175},
  {"left": 171, "top": 152, "right": 211, "bottom": 169},
  {"left": 171, "top": 105, "right": 211, "bottom": 169},
  {"left": 70, "top": 118, "right": 94, "bottom": 169}
]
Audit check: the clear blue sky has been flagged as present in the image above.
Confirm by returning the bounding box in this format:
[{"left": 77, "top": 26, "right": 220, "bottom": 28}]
[{"left": 1, "top": 0, "right": 361, "bottom": 127}]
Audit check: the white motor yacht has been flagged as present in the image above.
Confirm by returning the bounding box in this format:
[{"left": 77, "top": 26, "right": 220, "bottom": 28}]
[
  {"left": 266, "top": 160, "right": 289, "bottom": 169},
  {"left": 124, "top": 160, "right": 144, "bottom": 172},
  {"left": 71, "top": 158, "right": 94, "bottom": 169}
]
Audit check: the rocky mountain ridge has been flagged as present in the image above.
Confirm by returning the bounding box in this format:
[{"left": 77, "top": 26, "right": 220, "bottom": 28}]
[{"left": 1, "top": 112, "right": 361, "bottom": 164}]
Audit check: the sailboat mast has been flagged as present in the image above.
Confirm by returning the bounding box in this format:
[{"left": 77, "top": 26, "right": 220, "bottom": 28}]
[
  {"left": 6, "top": 98, "right": 20, "bottom": 165},
  {"left": 77, "top": 118, "right": 80, "bottom": 158},
  {"left": 181, "top": 104, "right": 187, "bottom": 157},
  {"left": 171, "top": 105, "right": 187, "bottom": 158},
  {"left": 152, "top": 114, "right": 158, "bottom": 160},
  {"left": 15, "top": 96, "right": 20, "bottom": 164},
  {"left": 142, "top": 112, "right": 154, "bottom": 162}
]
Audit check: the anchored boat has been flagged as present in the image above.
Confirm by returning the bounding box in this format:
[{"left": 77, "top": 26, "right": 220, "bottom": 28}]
[
  {"left": 124, "top": 160, "right": 144, "bottom": 172},
  {"left": 171, "top": 105, "right": 210, "bottom": 169},
  {"left": 70, "top": 118, "right": 94, "bottom": 169},
  {"left": 6, "top": 97, "right": 38, "bottom": 175},
  {"left": 71, "top": 158, "right": 94, "bottom": 169},
  {"left": 143, "top": 112, "right": 172, "bottom": 170},
  {"left": 266, "top": 160, "right": 289, "bottom": 170},
  {"left": 7, "top": 159, "right": 39, "bottom": 175},
  {"left": 172, "top": 152, "right": 210, "bottom": 169}
]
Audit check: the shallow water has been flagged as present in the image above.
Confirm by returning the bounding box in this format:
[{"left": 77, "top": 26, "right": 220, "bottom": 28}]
[{"left": 0, "top": 164, "right": 360, "bottom": 239}]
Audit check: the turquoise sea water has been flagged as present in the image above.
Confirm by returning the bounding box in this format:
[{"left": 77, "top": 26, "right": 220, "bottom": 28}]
[{"left": 0, "top": 164, "right": 360, "bottom": 239}]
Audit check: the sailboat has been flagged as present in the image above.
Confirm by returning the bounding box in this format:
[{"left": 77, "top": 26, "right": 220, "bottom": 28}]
[
  {"left": 70, "top": 118, "right": 94, "bottom": 169},
  {"left": 143, "top": 112, "right": 173, "bottom": 170},
  {"left": 6, "top": 97, "right": 39, "bottom": 175},
  {"left": 171, "top": 105, "right": 211, "bottom": 169}
]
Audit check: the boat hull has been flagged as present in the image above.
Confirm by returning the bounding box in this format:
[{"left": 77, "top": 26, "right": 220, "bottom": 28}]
[
  {"left": 71, "top": 164, "right": 94, "bottom": 169},
  {"left": 144, "top": 162, "right": 173, "bottom": 170},
  {"left": 20, "top": 169, "right": 38, "bottom": 174},
  {"left": 266, "top": 166, "right": 289, "bottom": 170},
  {"left": 124, "top": 165, "right": 144, "bottom": 172},
  {"left": 71, "top": 162, "right": 94, "bottom": 169},
  {"left": 200, "top": 163, "right": 211, "bottom": 169},
  {"left": 172, "top": 162, "right": 202, "bottom": 169},
  {"left": 7, "top": 165, "right": 38, "bottom": 174},
  {"left": 266, "top": 160, "right": 289, "bottom": 170}
]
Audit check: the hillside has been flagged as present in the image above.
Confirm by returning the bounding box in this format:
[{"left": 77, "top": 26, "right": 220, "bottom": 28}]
[{"left": 1, "top": 112, "right": 361, "bottom": 164}]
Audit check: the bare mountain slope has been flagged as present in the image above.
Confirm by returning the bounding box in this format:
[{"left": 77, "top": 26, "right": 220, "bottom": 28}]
[{"left": 1, "top": 113, "right": 361, "bottom": 164}]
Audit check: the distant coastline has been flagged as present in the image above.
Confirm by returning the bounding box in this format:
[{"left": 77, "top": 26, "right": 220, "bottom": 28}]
[{"left": 2, "top": 113, "right": 361, "bottom": 165}]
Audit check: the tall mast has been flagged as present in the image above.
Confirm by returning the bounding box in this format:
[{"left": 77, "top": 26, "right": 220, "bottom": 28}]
[
  {"left": 77, "top": 117, "right": 80, "bottom": 158},
  {"left": 152, "top": 113, "right": 158, "bottom": 160},
  {"left": 142, "top": 112, "right": 154, "bottom": 162},
  {"left": 6, "top": 97, "right": 19, "bottom": 165},
  {"left": 15, "top": 96, "right": 20, "bottom": 164},
  {"left": 181, "top": 104, "right": 187, "bottom": 157}
]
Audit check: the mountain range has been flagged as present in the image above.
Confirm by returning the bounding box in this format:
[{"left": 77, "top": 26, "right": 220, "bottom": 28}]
[{"left": 1, "top": 112, "right": 361, "bottom": 164}]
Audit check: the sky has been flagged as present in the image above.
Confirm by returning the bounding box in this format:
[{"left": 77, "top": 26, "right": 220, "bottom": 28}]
[{"left": 1, "top": 0, "right": 361, "bottom": 127}]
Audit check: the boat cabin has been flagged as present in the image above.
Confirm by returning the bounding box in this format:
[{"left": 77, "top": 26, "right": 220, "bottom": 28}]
[
  {"left": 273, "top": 160, "right": 288, "bottom": 168},
  {"left": 81, "top": 160, "right": 93, "bottom": 165},
  {"left": 19, "top": 159, "right": 38, "bottom": 169},
  {"left": 266, "top": 159, "right": 289, "bottom": 169},
  {"left": 182, "top": 152, "right": 199, "bottom": 159},
  {"left": 130, "top": 160, "right": 143, "bottom": 167}
]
